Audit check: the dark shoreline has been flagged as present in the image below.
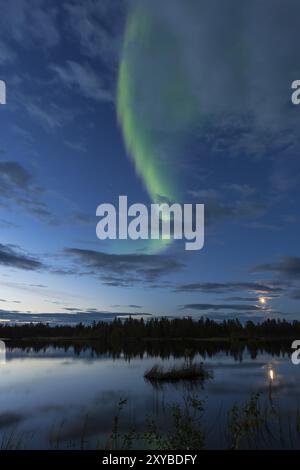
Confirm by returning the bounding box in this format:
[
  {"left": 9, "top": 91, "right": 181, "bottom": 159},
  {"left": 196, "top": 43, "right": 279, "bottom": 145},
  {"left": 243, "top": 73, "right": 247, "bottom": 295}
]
[{"left": 0, "top": 335, "right": 296, "bottom": 342}]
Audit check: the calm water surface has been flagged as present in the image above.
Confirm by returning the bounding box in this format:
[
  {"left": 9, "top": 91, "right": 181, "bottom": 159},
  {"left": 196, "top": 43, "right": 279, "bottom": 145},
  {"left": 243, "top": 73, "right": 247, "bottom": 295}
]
[{"left": 0, "top": 341, "right": 298, "bottom": 449}]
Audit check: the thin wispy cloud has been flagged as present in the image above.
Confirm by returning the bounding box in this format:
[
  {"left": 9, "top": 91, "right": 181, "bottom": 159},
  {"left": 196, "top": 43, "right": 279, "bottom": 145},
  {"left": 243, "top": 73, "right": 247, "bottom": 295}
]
[
  {"left": 0, "top": 243, "right": 43, "bottom": 271},
  {"left": 174, "top": 282, "right": 282, "bottom": 295},
  {"left": 0, "top": 309, "right": 151, "bottom": 325},
  {"left": 50, "top": 61, "right": 113, "bottom": 102},
  {"left": 0, "top": 40, "right": 16, "bottom": 65},
  {"left": 64, "top": 0, "right": 125, "bottom": 62},
  {"left": 0, "top": 0, "right": 60, "bottom": 48},
  {"left": 181, "top": 303, "right": 263, "bottom": 312},
  {"left": 0, "top": 160, "right": 59, "bottom": 225},
  {"left": 253, "top": 256, "right": 300, "bottom": 280},
  {"left": 64, "top": 248, "right": 184, "bottom": 286}
]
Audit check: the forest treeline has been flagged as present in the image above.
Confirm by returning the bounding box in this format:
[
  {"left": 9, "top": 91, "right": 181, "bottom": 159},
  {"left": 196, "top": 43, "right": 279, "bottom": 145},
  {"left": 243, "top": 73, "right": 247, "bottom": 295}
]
[{"left": 0, "top": 316, "right": 299, "bottom": 341}]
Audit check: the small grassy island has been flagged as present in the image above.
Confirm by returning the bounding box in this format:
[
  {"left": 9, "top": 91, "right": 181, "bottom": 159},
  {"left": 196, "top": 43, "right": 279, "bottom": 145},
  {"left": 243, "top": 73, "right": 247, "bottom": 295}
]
[{"left": 144, "top": 363, "right": 212, "bottom": 382}]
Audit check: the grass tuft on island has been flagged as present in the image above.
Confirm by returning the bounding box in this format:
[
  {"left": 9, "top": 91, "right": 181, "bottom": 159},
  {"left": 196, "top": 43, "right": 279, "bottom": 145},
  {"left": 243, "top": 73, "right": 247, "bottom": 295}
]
[{"left": 144, "top": 363, "right": 211, "bottom": 382}]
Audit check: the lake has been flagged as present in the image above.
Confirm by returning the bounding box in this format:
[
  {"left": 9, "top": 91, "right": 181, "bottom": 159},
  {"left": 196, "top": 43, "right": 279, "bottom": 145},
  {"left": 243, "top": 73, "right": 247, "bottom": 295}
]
[{"left": 0, "top": 340, "right": 299, "bottom": 449}]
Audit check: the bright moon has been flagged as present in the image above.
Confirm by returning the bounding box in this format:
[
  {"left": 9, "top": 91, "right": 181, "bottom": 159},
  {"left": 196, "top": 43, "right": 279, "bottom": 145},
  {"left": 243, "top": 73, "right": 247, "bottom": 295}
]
[{"left": 259, "top": 297, "right": 267, "bottom": 305}]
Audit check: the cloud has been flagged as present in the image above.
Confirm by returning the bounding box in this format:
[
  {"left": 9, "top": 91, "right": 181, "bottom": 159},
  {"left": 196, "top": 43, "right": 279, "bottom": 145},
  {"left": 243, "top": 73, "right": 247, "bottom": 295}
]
[
  {"left": 290, "top": 290, "right": 300, "bottom": 300},
  {"left": 0, "top": 0, "right": 60, "bottom": 48},
  {"left": 0, "top": 40, "right": 16, "bottom": 64},
  {"left": 0, "top": 159, "right": 94, "bottom": 227},
  {"left": 10, "top": 124, "right": 34, "bottom": 143},
  {"left": 64, "top": 140, "right": 87, "bottom": 153},
  {"left": 0, "top": 299, "right": 20, "bottom": 304},
  {"left": 245, "top": 222, "right": 281, "bottom": 232},
  {"left": 24, "top": 102, "right": 68, "bottom": 130},
  {"left": 17, "top": 197, "right": 59, "bottom": 225},
  {"left": 0, "top": 243, "right": 43, "bottom": 271},
  {"left": 0, "top": 219, "right": 18, "bottom": 229},
  {"left": 253, "top": 256, "right": 300, "bottom": 280},
  {"left": 110, "top": 304, "right": 143, "bottom": 309},
  {"left": 188, "top": 188, "right": 267, "bottom": 226},
  {"left": 174, "top": 0, "right": 300, "bottom": 157},
  {"left": 0, "top": 309, "right": 151, "bottom": 325},
  {"left": 71, "top": 212, "right": 95, "bottom": 225},
  {"left": 64, "top": 248, "right": 184, "bottom": 285},
  {"left": 64, "top": 0, "right": 125, "bottom": 62},
  {"left": 226, "top": 184, "right": 257, "bottom": 198},
  {"left": 30, "top": 284, "right": 47, "bottom": 288},
  {"left": 11, "top": 73, "right": 77, "bottom": 131},
  {"left": 224, "top": 296, "right": 261, "bottom": 302},
  {"left": 181, "top": 303, "right": 262, "bottom": 312},
  {"left": 175, "top": 281, "right": 282, "bottom": 295},
  {"left": 0, "top": 160, "right": 59, "bottom": 225},
  {"left": 50, "top": 61, "right": 113, "bottom": 102},
  {"left": 0, "top": 161, "right": 32, "bottom": 192}
]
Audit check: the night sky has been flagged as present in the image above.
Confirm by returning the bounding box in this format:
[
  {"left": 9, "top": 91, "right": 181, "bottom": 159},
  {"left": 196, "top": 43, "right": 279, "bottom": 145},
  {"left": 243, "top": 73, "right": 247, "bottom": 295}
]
[{"left": 1, "top": 0, "right": 300, "bottom": 324}]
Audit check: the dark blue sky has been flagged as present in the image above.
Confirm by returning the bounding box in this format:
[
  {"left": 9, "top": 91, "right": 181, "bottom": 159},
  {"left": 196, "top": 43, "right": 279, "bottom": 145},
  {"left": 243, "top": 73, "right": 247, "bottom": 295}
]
[{"left": 1, "top": 0, "right": 300, "bottom": 323}]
